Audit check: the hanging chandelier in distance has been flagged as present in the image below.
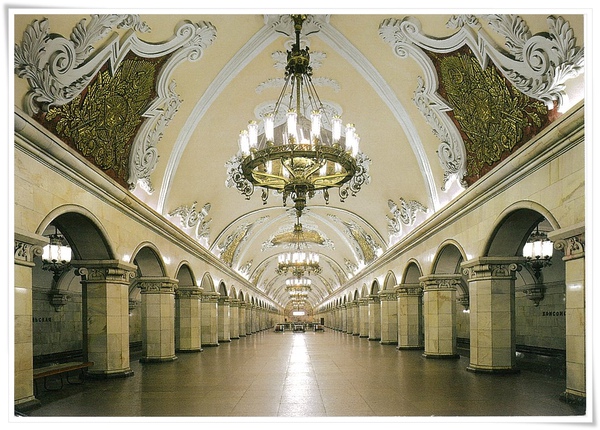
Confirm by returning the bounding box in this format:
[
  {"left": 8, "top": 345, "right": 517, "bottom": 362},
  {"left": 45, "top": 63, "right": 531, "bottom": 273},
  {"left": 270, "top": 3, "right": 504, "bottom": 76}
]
[
  {"left": 226, "top": 14, "right": 370, "bottom": 218},
  {"left": 276, "top": 222, "right": 322, "bottom": 277}
]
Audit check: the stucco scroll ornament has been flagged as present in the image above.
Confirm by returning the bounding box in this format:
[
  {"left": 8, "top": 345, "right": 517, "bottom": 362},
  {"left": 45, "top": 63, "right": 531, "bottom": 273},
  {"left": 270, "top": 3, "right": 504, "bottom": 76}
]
[
  {"left": 386, "top": 197, "right": 428, "bottom": 237},
  {"left": 14, "top": 15, "right": 150, "bottom": 115},
  {"left": 168, "top": 201, "right": 212, "bottom": 243},
  {"left": 14, "top": 240, "right": 43, "bottom": 263},
  {"left": 553, "top": 234, "right": 585, "bottom": 259},
  {"left": 15, "top": 16, "right": 217, "bottom": 195}
]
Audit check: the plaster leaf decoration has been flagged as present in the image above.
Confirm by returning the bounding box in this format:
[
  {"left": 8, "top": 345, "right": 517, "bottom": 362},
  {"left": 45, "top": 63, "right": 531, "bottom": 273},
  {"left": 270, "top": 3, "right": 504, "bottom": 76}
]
[
  {"left": 413, "top": 76, "right": 467, "bottom": 190},
  {"left": 379, "top": 14, "right": 583, "bottom": 187},
  {"left": 345, "top": 258, "right": 359, "bottom": 275},
  {"left": 327, "top": 214, "right": 382, "bottom": 265},
  {"left": 168, "top": 201, "right": 212, "bottom": 243},
  {"left": 327, "top": 260, "right": 349, "bottom": 285},
  {"left": 238, "top": 260, "right": 253, "bottom": 277},
  {"left": 387, "top": 198, "right": 428, "bottom": 237},
  {"left": 216, "top": 215, "right": 270, "bottom": 267},
  {"left": 15, "top": 15, "right": 217, "bottom": 193},
  {"left": 249, "top": 263, "right": 268, "bottom": 286}
]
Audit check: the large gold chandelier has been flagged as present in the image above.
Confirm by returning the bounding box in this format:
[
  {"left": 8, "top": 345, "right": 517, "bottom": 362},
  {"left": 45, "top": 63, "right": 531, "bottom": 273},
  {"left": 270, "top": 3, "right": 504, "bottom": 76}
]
[{"left": 226, "top": 14, "right": 370, "bottom": 218}]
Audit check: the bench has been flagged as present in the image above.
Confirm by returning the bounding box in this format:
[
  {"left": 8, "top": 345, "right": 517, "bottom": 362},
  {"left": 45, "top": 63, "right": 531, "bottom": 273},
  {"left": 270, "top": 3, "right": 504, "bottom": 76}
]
[{"left": 33, "top": 361, "right": 94, "bottom": 394}]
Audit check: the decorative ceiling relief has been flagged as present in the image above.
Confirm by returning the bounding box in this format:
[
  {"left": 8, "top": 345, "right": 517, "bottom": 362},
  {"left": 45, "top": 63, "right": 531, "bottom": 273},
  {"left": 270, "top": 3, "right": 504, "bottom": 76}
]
[
  {"left": 387, "top": 198, "right": 428, "bottom": 240},
  {"left": 15, "top": 14, "right": 217, "bottom": 192},
  {"left": 379, "top": 14, "right": 583, "bottom": 188},
  {"left": 327, "top": 214, "right": 383, "bottom": 265},
  {"left": 168, "top": 201, "right": 212, "bottom": 245},
  {"left": 216, "top": 215, "right": 270, "bottom": 267}
]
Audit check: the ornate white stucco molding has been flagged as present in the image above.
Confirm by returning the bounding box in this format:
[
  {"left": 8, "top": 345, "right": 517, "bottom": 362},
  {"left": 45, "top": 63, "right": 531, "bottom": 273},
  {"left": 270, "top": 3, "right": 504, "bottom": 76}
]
[
  {"left": 386, "top": 197, "right": 428, "bottom": 238},
  {"left": 14, "top": 14, "right": 217, "bottom": 194},
  {"left": 379, "top": 14, "right": 584, "bottom": 190},
  {"left": 168, "top": 201, "right": 212, "bottom": 244}
]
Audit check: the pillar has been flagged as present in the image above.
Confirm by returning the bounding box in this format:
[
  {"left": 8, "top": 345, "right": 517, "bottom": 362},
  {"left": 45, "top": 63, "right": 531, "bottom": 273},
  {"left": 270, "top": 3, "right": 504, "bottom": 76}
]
[
  {"left": 550, "top": 224, "right": 586, "bottom": 405},
  {"left": 352, "top": 301, "right": 360, "bottom": 335},
  {"left": 379, "top": 289, "right": 398, "bottom": 345},
  {"left": 346, "top": 302, "right": 355, "bottom": 334},
  {"left": 201, "top": 291, "right": 219, "bottom": 347},
  {"left": 73, "top": 261, "right": 137, "bottom": 374},
  {"left": 230, "top": 299, "right": 240, "bottom": 339},
  {"left": 368, "top": 295, "right": 381, "bottom": 341},
  {"left": 420, "top": 274, "right": 460, "bottom": 358},
  {"left": 175, "top": 285, "right": 203, "bottom": 352},
  {"left": 238, "top": 302, "right": 247, "bottom": 337},
  {"left": 341, "top": 304, "right": 348, "bottom": 333},
  {"left": 14, "top": 231, "right": 45, "bottom": 410},
  {"left": 396, "top": 283, "right": 424, "bottom": 350},
  {"left": 137, "top": 276, "right": 178, "bottom": 362},
  {"left": 217, "top": 296, "right": 231, "bottom": 342},
  {"left": 358, "top": 298, "right": 369, "bottom": 338},
  {"left": 462, "top": 258, "right": 523, "bottom": 372}
]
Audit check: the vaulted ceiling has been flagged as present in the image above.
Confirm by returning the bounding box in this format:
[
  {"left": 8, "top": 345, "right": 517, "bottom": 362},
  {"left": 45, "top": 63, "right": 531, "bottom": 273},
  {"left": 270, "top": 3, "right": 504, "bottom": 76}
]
[{"left": 13, "top": 11, "right": 585, "bottom": 311}]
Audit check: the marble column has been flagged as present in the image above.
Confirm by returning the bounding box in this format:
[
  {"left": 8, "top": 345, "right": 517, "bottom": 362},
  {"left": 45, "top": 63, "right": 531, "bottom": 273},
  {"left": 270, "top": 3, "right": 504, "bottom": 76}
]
[
  {"left": 462, "top": 258, "right": 523, "bottom": 372},
  {"left": 201, "top": 291, "right": 219, "bottom": 347},
  {"left": 396, "top": 283, "right": 424, "bottom": 350},
  {"left": 246, "top": 304, "right": 253, "bottom": 335},
  {"left": 550, "top": 224, "right": 586, "bottom": 405},
  {"left": 379, "top": 289, "right": 398, "bottom": 345},
  {"left": 175, "top": 285, "right": 203, "bottom": 352},
  {"left": 352, "top": 301, "right": 360, "bottom": 335},
  {"left": 420, "top": 274, "right": 461, "bottom": 358},
  {"left": 341, "top": 304, "right": 348, "bottom": 333},
  {"left": 137, "top": 276, "right": 178, "bottom": 362},
  {"left": 358, "top": 298, "right": 369, "bottom": 338},
  {"left": 14, "top": 231, "right": 46, "bottom": 409},
  {"left": 368, "top": 295, "right": 381, "bottom": 341},
  {"left": 73, "top": 260, "right": 137, "bottom": 375},
  {"left": 346, "top": 302, "right": 355, "bottom": 334},
  {"left": 217, "top": 296, "right": 231, "bottom": 343},
  {"left": 230, "top": 299, "right": 240, "bottom": 339},
  {"left": 238, "top": 303, "right": 247, "bottom": 337}
]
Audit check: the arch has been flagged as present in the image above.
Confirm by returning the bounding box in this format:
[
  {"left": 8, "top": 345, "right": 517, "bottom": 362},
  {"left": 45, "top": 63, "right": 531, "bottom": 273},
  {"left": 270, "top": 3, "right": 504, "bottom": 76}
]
[
  {"left": 360, "top": 283, "right": 369, "bottom": 298},
  {"left": 217, "top": 280, "right": 228, "bottom": 296},
  {"left": 200, "top": 272, "right": 216, "bottom": 293},
  {"left": 484, "top": 203, "right": 559, "bottom": 258},
  {"left": 431, "top": 240, "right": 467, "bottom": 275},
  {"left": 369, "top": 278, "right": 381, "bottom": 295},
  {"left": 37, "top": 206, "right": 115, "bottom": 260},
  {"left": 229, "top": 286, "right": 237, "bottom": 299},
  {"left": 175, "top": 262, "right": 196, "bottom": 287},
  {"left": 383, "top": 270, "right": 397, "bottom": 290},
  {"left": 131, "top": 243, "right": 167, "bottom": 278},
  {"left": 401, "top": 259, "right": 423, "bottom": 284},
  {"left": 353, "top": 289, "right": 359, "bottom": 301}
]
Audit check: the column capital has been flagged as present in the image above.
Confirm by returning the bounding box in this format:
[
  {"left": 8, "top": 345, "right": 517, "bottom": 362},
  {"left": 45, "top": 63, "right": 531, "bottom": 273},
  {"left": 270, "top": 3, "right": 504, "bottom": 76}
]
[
  {"left": 358, "top": 298, "right": 369, "bottom": 306},
  {"left": 395, "top": 283, "right": 423, "bottom": 296},
  {"left": 176, "top": 285, "right": 203, "bottom": 298},
  {"left": 229, "top": 299, "right": 240, "bottom": 307},
  {"left": 368, "top": 294, "right": 380, "bottom": 304},
  {"left": 133, "top": 276, "right": 178, "bottom": 294},
  {"left": 379, "top": 288, "right": 397, "bottom": 301},
  {"left": 548, "top": 222, "right": 585, "bottom": 261},
  {"left": 419, "top": 274, "right": 462, "bottom": 291},
  {"left": 218, "top": 296, "right": 230, "bottom": 305},
  {"left": 461, "top": 257, "right": 525, "bottom": 280},
  {"left": 73, "top": 260, "right": 137, "bottom": 285},
  {"left": 14, "top": 229, "right": 46, "bottom": 266},
  {"left": 201, "top": 291, "right": 220, "bottom": 303}
]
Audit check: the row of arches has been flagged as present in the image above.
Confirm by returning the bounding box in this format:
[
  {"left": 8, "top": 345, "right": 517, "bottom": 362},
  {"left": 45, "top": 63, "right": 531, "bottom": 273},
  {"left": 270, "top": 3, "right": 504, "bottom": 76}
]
[
  {"left": 316, "top": 204, "right": 568, "bottom": 375},
  {"left": 29, "top": 207, "right": 281, "bottom": 377}
]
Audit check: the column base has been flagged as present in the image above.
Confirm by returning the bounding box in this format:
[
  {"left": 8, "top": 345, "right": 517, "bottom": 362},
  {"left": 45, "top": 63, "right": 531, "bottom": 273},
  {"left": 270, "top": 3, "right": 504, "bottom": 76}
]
[
  {"left": 176, "top": 348, "right": 203, "bottom": 353},
  {"left": 353, "top": 333, "right": 360, "bottom": 336},
  {"left": 202, "top": 343, "right": 219, "bottom": 347},
  {"left": 380, "top": 341, "right": 398, "bottom": 345},
  {"left": 368, "top": 337, "right": 380, "bottom": 341},
  {"left": 560, "top": 390, "right": 586, "bottom": 407},
  {"left": 88, "top": 368, "right": 135, "bottom": 378},
  {"left": 218, "top": 339, "right": 231, "bottom": 343},
  {"left": 359, "top": 335, "right": 368, "bottom": 338},
  {"left": 14, "top": 396, "right": 40, "bottom": 413},
  {"left": 422, "top": 353, "right": 460, "bottom": 359},
  {"left": 139, "top": 356, "right": 178, "bottom": 363},
  {"left": 231, "top": 336, "right": 240, "bottom": 339},
  {"left": 397, "top": 345, "right": 424, "bottom": 350},
  {"left": 239, "top": 334, "right": 247, "bottom": 337},
  {"left": 466, "top": 365, "right": 520, "bottom": 374}
]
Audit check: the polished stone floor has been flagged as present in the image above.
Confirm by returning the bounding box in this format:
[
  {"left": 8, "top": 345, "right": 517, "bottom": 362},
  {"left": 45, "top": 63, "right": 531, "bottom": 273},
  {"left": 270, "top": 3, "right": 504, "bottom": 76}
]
[{"left": 20, "top": 329, "right": 586, "bottom": 423}]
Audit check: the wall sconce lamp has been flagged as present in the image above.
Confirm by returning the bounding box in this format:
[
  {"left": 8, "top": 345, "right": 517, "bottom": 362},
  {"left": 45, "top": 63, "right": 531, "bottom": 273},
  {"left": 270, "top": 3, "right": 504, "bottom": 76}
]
[
  {"left": 42, "top": 226, "right": 72, "bottom": 311},
  {"left": 522, "top": 224, "right": 553, "bottom": 306}
]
